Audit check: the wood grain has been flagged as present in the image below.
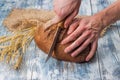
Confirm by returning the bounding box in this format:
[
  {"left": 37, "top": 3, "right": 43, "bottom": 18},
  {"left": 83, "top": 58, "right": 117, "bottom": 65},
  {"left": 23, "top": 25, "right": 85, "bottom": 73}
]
[{"left": 0, "top": 0, "right": 120, "bottom": 80}]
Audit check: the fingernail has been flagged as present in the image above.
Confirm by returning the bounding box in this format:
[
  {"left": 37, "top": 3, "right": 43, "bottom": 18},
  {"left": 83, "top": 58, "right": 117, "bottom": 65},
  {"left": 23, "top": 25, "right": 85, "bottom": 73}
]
[
  {"left": 61, "top": 39, "right": 67, "bottom": 44},
  {"left": 67, "top": 30, "right": 71, "bottom": 35},
  {"left": 71, "top": 54, "right": 75, "bottom": 57},
  {"left": 64, "top": 24, "right": 68, "bottom": 28},
  {"left": 86, "top": 58, "right": 89, "bottom": 61},
  {"left": 64, "top": 49, "right": 68, "bottom": 53},
  {"left": 65, "top": 25, "right": 67, "bottom": 28},
  {"left": 61, "top": 41, "right": 64, "bottom": 44}
]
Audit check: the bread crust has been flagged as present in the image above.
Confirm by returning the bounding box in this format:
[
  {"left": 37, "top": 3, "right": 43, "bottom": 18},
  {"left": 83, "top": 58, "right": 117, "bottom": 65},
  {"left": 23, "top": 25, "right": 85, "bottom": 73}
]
[{"left": 34, "top": 23, "right": 90, "bottom": 63}]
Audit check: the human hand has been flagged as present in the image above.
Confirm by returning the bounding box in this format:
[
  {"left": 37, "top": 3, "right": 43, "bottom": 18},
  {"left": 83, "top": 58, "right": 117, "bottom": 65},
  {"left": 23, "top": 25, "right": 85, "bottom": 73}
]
[
  {"left": 45, "top": 0, "right": 81, "bottom": 29},
  {"left": 61, "top": 16, "right": 104, "bottom": 61}
]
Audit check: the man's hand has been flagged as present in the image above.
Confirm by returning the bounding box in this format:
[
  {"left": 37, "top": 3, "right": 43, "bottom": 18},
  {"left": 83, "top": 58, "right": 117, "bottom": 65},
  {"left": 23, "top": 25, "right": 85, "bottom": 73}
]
[
  {"left": 45, "top": 0, "right": 81, "bottom": 29},
  {"left": 61, "top": 16, "right": 104, "bottom": 61},
  {"left": 54, "top": 0, "right": 81, "bottom": 28}
]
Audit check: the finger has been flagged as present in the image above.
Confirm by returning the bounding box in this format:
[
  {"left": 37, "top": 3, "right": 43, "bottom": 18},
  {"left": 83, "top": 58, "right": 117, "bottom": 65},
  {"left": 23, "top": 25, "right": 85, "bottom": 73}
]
[
  {"left": 54, "top": 0, "right": 73, "bottom": 18},
  {"left": 86, "top": 38, "right": 98, "bottom": 61},
  {"left": 71, "top": 34, "right": 95, "bottom": 57},
  {"left": 61, "top": 24, "right": 86, "bottom": 45},
  {"left": 64, "top": 30, "right": 92, "bottom": 53},
  {"left": 67, "top": 18, "right": 80, "bottom": 34},
  {"left": 44, "top": 15, "right": 63, "bottom": 30},
  {"left": 64, "top": 9, "right": 78, "bottom": 28},
  {"left": 64, "top": 1, "right": 81, "bottom": 28}
]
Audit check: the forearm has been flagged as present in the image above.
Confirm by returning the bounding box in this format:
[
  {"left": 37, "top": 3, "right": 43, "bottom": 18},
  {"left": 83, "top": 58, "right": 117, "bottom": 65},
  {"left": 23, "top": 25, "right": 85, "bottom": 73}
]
[{"left": 95, "top": 0, "right": 120, "bottom": 28}]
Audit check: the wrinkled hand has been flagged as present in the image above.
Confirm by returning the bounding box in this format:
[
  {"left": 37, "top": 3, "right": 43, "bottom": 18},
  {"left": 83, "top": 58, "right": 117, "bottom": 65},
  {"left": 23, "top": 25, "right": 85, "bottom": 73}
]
[
  {"left": 61, "top": 16, "right": 104, "bottom": 61},
  {"left": 45, "top": 0, "right": 81, "bottom": 29}
]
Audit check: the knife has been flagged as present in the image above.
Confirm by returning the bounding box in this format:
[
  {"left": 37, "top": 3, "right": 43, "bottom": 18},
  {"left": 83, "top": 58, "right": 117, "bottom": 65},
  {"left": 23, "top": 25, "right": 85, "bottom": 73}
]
[{"left": 45, "top": 27, "right": 62, "bottom": 63}]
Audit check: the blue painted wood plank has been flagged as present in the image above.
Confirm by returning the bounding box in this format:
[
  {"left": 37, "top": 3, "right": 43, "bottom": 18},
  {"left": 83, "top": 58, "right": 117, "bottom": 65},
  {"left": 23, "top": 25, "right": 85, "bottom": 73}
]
[
  {"left": 31, "top": 0, "right": 101, "bottom": 80},
  {"left": 0, "top": 0, "right": 39, "bottom": 80},
  {"left": 0, "top": 0, "right": 120, "bottom": 80},
  {"left": 91, "top": 0, "right": 120, "bottom": 80}
]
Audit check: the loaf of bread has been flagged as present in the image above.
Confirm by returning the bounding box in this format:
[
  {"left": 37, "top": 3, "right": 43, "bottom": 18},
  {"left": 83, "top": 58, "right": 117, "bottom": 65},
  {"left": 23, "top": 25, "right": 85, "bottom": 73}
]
[
  {"left": 34, "top": 23, "right": 91, "bottom": 63},
  {"left": 3, "top": 9, "right": 91, "bottom": 63}
]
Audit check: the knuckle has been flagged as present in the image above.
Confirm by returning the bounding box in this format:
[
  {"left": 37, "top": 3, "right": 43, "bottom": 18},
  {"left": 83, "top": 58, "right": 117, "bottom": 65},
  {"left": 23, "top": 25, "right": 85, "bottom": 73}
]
[
  {"left": 65, "top": 19, "right": 70, "bottom": 25},
  {"left": 69, "top": 46, "right": 73, "bottom": 51},
  {"left": 74, "top": 49, "right": 81, "bottom": 56},
  {"left": 64, "top": 38, "right": 69, "bottom": 42},
  {"left": 74, "top": 10, "right": 78, "bottom": 15},
  {"left": 77, "top": 39, "right": 82, "bottom": 45},
  {"left": 76, "top": 40, "right": 81, "bottom": 46},
  {"left": 54, "top": 10, "right": 64, "bottom": 17},
  {"left": 70, "top": 25, "right": 75, "bottom": 30},
  {"left": 82, "top": 26, "right": 87, "bottom": 30},
  {"left": 73, "top": 41, "right": 79, "bottom": 47},
  {"left": 82, "top": 43, "right": 87, "bottom": 49},
  {"left": 58, "top": 12, "right": 63, "bottom": 17},
  {"left": 87, "top": 30, "right": 92, "bottom": 34},
  {"left": 70, "top": 34, "right": 76, "bottom": 40},
  {"left": 91, "top": 34, "right": 95, "bottom": 39},
  {"left": 84, "top": 31, "right": 90, "bottom": 37}
]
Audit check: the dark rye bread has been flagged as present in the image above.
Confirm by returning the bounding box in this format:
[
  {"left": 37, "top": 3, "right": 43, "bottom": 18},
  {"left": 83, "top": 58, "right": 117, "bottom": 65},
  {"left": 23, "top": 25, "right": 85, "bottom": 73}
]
[
  {"left": 3, "top": 9, "right": 91, "bottom": 63},
  {"left": 34, "top": 23, "right": 91, "bottom": 62}
]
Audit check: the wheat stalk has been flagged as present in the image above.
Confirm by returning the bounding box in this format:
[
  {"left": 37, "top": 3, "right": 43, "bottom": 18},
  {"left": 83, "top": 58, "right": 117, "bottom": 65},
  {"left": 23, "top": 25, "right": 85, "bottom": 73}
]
[{"left": 0, "top": 26, "right": 36, "bottom": 69}]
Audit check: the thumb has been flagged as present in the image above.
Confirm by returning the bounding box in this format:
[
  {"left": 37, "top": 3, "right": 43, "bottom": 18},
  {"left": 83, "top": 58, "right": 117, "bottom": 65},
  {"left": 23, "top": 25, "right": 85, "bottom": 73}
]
[{"left": 44, "top": 15, "right": 64, "bottom": 30}]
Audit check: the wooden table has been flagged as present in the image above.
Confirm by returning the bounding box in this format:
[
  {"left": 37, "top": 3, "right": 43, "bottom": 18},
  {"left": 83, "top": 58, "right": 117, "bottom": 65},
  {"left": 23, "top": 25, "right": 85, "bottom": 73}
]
[{"left": 0, "top": 0, "right": 120, "bottom": 80}]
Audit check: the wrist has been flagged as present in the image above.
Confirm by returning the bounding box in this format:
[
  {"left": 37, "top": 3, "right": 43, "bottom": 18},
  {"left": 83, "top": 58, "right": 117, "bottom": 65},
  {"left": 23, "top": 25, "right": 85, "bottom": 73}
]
[
  {"left": 91, "top": 12, "right": 106, "bottom": 31},
  {"left": 94, "top": 11, "right": 108, "bottom": 29},
  {"left": 94, "top": 1, "right": 120, "bottom": 28}
]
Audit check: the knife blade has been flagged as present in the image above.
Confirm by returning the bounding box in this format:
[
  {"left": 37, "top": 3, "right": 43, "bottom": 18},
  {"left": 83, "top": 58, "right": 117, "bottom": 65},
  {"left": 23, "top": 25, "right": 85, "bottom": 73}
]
[{"left": 45, "top": 27, "right": 62, "bottom": 63}]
